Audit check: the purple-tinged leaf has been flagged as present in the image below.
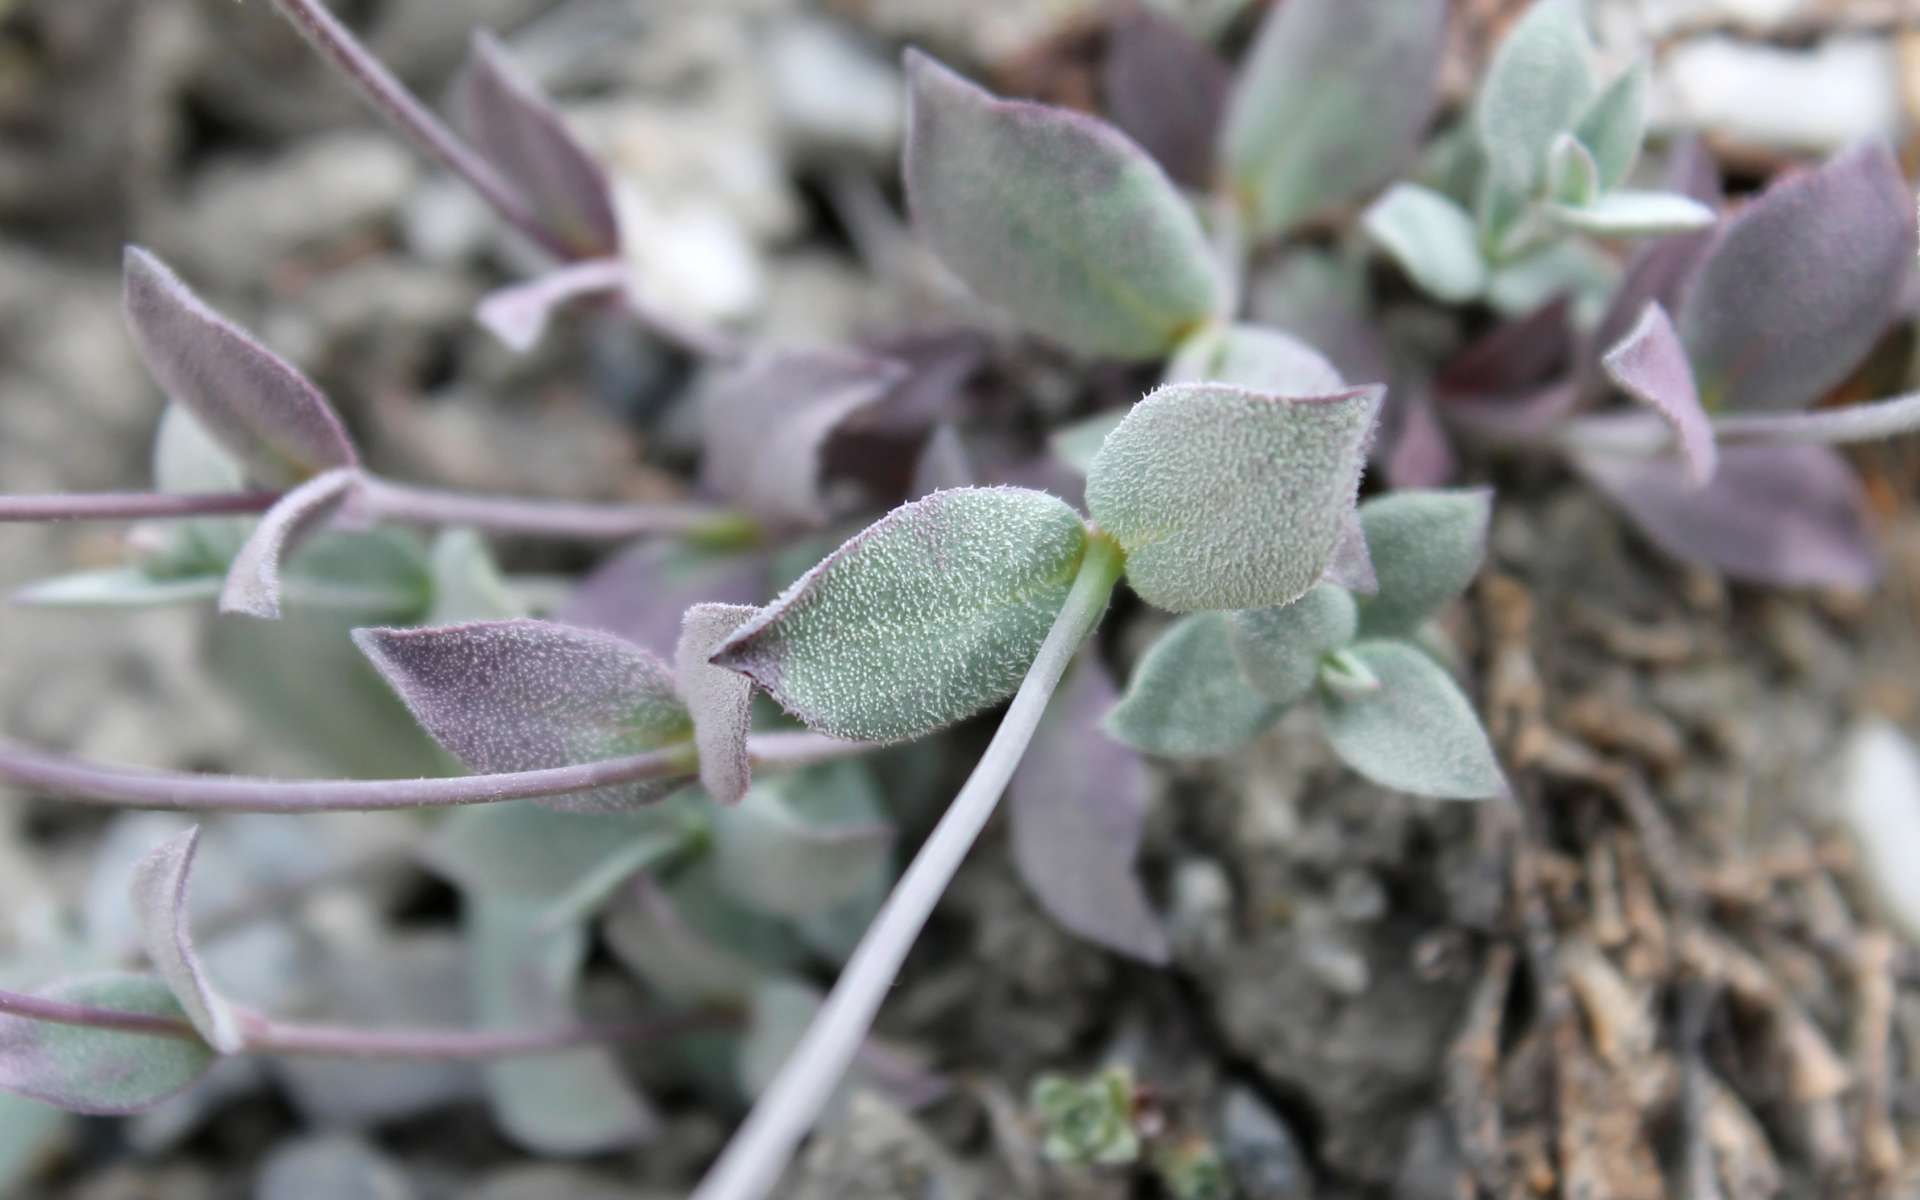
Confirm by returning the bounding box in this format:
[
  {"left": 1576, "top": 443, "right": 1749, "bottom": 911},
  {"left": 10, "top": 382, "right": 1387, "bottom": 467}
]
[
  {"left": 470, "top": 898, "right": 657, "bottom": 1154},
  {"left": 701, "top": 349, "right": 907, "bottom": 530},
  {"left": 559, "top": 541, "right": 769, "bottom": 659},
  {"left": 1221, "top": 0, "right": 1446, "bottom": 238},
  {"left": 0, "top": 974, "right": 215, "bottom": 1115},
  {"left": 1442, "top": 381, "right": 1583, "bottom": 446},
  {"left": 903, "top": 50, "right": 1225, "bottom": 359},
  {"left": 1711, "top": 392, "right": 1920, "bottom": 448},
  {"left": 1381, "top": 383, "right": 1457, "bottom": 489},
  {"left": 1573, "top": 443, "right": 1878, "bottom": 589},
  {"left": 1086, "top": 383, "right": 1382, "bottom": 612},
  {"left": 219, "top": 468, "right": 359, "bottom": 620},
  {"left": 457, "top": 32, "right": 621, "bottom": 259},
  {"left": 1102, "top": 5, "right": 1230, "bottom": 190},
  {"left": 354, "top": 618, "right": 693, "bottom": 812},
  {"left": 1323, "top": 507, "right": 1377, "bottom": 594},
  {"left": 1677, "top": 143, "right": 1914, "bottom": 413},
  {"left": 1013, "top": 654, "right": 1167, "bottom": 963},
  {"left": 123, "top": 249, "right": 357, "bottom": 489},
  {"left": 1601, "top": 302, "right": 1716, "bottom": 485},
  {"left": 475, "top": 259, "right": 629, "bottom": 353},
  {"left": 909, "top": 425, "right": 976, "bottom": 498},
  {"left": 1439, "top": 297, "right": 1575, "bottom": 400},
  {"left": 677, "top": 604, "right": 758, "bottom": 806},
  {"left": 713, "top": 488, "right": 1088, "bottom": 743},
  {"left": 128, "top": 829, "right": 244, "bottom": 1056}
]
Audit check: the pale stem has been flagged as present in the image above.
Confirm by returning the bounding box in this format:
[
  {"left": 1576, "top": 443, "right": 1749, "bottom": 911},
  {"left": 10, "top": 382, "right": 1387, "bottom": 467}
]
[
  {"left": 0, "top": 986, "right": 736, "bottom": 1060},
  {"left": 0, "top": 491, "right": 280, "bottom": 522},
  {"left": 0, "top": 732, "right": 866, "bottom": 814},
  {"left": 690, "top": 533, "right": 1127, "bottom": 1200},
  {"left": 266, "top": 0, "right": 574, "bottom": 261}
]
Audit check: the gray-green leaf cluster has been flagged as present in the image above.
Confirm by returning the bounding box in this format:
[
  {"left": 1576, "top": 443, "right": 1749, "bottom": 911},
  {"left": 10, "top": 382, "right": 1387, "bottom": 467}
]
[{"left": 1108, "top": 490, "right": 1506, "bottom": 800}]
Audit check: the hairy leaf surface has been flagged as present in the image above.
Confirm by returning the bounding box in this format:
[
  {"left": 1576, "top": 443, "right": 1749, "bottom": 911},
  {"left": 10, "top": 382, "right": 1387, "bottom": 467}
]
[
  {"left": 129, "top": 828, "right": 243, "bottom": 1054},
  {"left": 0, "top": 974, "right": 214, "bottom": 1115},
  {"left": 1320, "top": 641, "right": 1506, "bottom": 799},
  {"left": 1106, "top": 613, "right": 1275, "bottom": 758},
  {"left": 1231, "top": 584, "right": 1358, "bottom": 706}
]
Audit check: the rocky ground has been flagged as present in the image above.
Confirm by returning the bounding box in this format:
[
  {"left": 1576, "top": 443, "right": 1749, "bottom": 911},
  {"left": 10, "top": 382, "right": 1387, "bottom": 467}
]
[{"left": 4, "top": 0, "right": 1920, "bottom": 1197}]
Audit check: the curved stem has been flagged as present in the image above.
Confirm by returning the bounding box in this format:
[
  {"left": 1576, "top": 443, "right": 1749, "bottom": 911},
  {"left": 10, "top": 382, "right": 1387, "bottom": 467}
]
[
  {"left": 0, "top": 731, "right": 865, "bottom": 814},
  {"left": 0, "top": 491, "right": 280, "bottom": 522},
  {"left": 691, "top": 533, "right": 1127, "bottom": 1200},
  {"left": 0, "top": 986, "right": 738, "bottom": 1060},
  {"left": 267, "top": 0, "right": 573, "bottom": 262},
  {"left": 352, "top": 477, "right": 733, "bottom": 541}
]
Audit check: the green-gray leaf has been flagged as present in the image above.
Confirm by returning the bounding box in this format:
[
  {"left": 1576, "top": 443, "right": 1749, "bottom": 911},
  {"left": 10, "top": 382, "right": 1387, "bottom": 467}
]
[
  {"left": 12, "top": 569, "right": 224, "bottom": 610},
  {"left": 1543, "top": 190, "right": 1715, "bottom": 237},
  {"left": 903, "top": 50, "right": 1224, "bottom": 359},
  {"left": 1086, "top": 382, "right": 1380, "bottom": 612},
  {"left": 1230, "top": 584, "right": 1358, "bottom": 706},
  {"left": 1220, "top": 0, "right": 1447, "bottom": 239},
  {"left": 1545, "top": 133, "right": 1599, "bottom": 207},
  {"left": 1165, "top": 323, "right": 1344, "bottom": 395},
  {"left": 1354, "top": 489, "right": 1491, "bottom": 639},
  {"left": 0, "top": 974, "right": 216, "bottom": 1115},
  {"left": 1361, "top": 184, "right": 1488, "bottom": 303},
  {"left": 1049, "top": 410, "right": 1128, "bottom": 476},
  {"left": 1319, "top": 641, "right": 1507, "bottom": 799},
  {"left": 709, "top": 760, "right": 894, "bottom": 919},
  {"left": 1107, "top": 613, "right": 1276, "bottom": 758},
  {"left": 1572, "top": 59, "right": 1649, "bottom": 190},
  {"left": 1475, "top": 0, "right": 1595, "bottom": 191},
  {"left": 712, "top": 487, "right": 1089, "bottom": 743}
]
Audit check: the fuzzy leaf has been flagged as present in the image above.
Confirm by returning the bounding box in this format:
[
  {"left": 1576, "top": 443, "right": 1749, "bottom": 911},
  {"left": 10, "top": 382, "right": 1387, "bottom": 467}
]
[
  {"left": 0, "top": 974, "right": 215, "bottom": 1115},
  {"left": 701, "top": 348, "right": 906, "bottom": 530},
  {"left": 1678, "top": 143, "right": 1914, "bottom": 413},
  {"left": 1165, "top": 323, "right": 1344, "bottom": 395},
  {"left": 1353, "top": 489, "right": 1492, "bottom": 639},
  {"left": 475, "top": 259, "right": 629, "bottom": 353},
  {"left": 355, "top": 619, "right": 692, "bottom": 812},
  {"left": 1086, "top": 382, "right": 1381, "bottom": 612},
  {"left": 147, "top": 405, "right": 252, "bottom": 573},
  {"left": 1102, "top": 6, "right": 1230, "bottom": 189},
  {"left": 14, "top": 569, "right": 224, "bottom": 610},
  {"left": 1320, "top": 641, "right": 1506, "bottom": 799},
  {"left": 1107, "top": 613, "right": 1275, "bottom": 758},
  {"left": 709, "top": 761, "right": 894, "bottom": 918},
  {"left": 426, "top": 529, "right": 526, "bottom": 624},
  {"left": 903, "top": 51, "right": 1223, "bottom": 359},
  {"left": 1600, "top": 302, "right": 1716, "bottom": 484},
  {"left": 123, "top": 249, "right": 357, "bottom": 488},
  {"left": 469, "top": 898, "right": 656, "bottom": 1154},
  {"left": 422, "top": 801, "right": 690, "bottom": 920},
  {"left": 677, "top": 604, "right": 759, "bottom": 806},
  {"left": 737, "top": 980, "right": 824, "bottom": 1099},
  {"left": 128, "top": 829, "right": 244, "bottom": 1055},
  {"left": 1010, "top": 654, "right": 1167, "bottom": 962},
  {"left": 1220, "top": 0, "right": 1446, "bottom": 238},
  {"left": 711, "top": 487, "right": 1088, "bottom": 743},
  {"left": 1573, "top": 443, "right": 1878, "bottom": 589},
  {"left": 604, "top": 873, "right": 800, "bottom": 1007},
  {"left": 1049, "top": 411, "right": 1127, "bottom": 477},
  {"left": 457, "top": 32, "right": 622, "bottom": 258},
  {"left": 1544, "top": 190, "right": 1715, "bottom": 236},
  {"left": 1361, "top": 185, "right": 1488, "bottom": 303},
  {"left": 1474, "top": 0, "right": 1594, "bottom": 191},
  {"left": 559, "top": 541, "right": 768, "bottom": 658},
  {"left": 1323, "top": 508, "right": 1378, "bottom": 593},
  {"left": 1572, "top": 60, "right": 1649, "bottom": 189},
  {"left": 1230, "top": 584, "right": 1359, "bottom": 706},
  {"left": 219, "top": 468, "right": 359, "bottom": 620},
  {"left": 1545, "top": 134, "right": 1600, "bottom": 207}
]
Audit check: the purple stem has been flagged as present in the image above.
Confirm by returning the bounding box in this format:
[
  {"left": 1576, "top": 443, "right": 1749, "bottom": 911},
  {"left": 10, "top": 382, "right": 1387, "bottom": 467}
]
[
  {"left": 0, "top": 986, "right": 738, "bottom": 1060},
  {"left": 0, "top": 731, "right": 865, "bottom": 814},
  {"left": 352, "top": 477, "right": 732, "bottom": 540},
  {"left": 0, "top": 491, "right": 280, "bottom": 522},
  {"left": 267, "top": 0, "right": 575, "bottom": 262}
]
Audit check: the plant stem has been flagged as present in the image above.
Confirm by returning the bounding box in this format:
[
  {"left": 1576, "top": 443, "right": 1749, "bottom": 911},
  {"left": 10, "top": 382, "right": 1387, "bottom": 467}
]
[
  {"left": 691, "top": 532, "right": 1127, "bottom": 1200},
  {"left": 0, "top": 491, "right": 280, "bottom": 522},
  {"left": 0, "top": 479, "right": 739, "bottom": 542},
  {"left": 0, "top": 731, "right": 864, "bottom": 814},
  {"left": 267, "top": 0, "right": 573, "bottom": 262},
  {"left": 1711, "top": 392, "right": 1920, "bottom": 448},
  {"left": 351, "top": 477, "right": 733, "bottom": 541},
  {"left": 0, "top": 986, "right": 737, "bottom": 1059}
]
